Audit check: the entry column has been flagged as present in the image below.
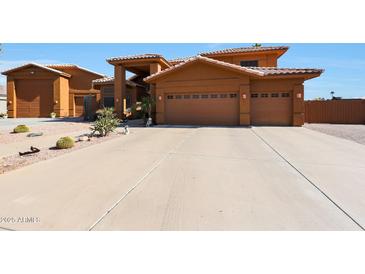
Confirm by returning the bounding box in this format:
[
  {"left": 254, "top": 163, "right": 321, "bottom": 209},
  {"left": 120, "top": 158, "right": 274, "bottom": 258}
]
[{"left": 114, "top": 65, "right": 126, "bottom": 117}]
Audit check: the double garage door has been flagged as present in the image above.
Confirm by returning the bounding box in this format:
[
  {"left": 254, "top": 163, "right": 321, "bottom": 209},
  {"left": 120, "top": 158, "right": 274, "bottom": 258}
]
[
  {"left": 165, "top": 92, "right": 239, "bottom": 126},
  {"left": 164, "top": 91, "right": 292, "bottom": 126},
  {"left": 15, "top": 79, "right": 53, "bottom": 118}
]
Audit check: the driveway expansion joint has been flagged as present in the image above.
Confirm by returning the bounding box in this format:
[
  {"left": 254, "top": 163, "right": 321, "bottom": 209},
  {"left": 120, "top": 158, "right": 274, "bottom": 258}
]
[
  {"left": 88, "top": 127, "right": 199, "bottom": 231},
  {"left": 251, "top": 127, "right": 365, "bottom": 231}
]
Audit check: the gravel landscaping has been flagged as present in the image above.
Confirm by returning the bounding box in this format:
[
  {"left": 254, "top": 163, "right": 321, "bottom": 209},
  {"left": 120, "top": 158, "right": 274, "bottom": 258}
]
[
  {"left": 0, "top": 131, "right": 125, "bottom": 174},
  {"left": 0, "top": 121, "right": 91, "bottom": 144},
  {"left": 304, "top": 123, "right": 365, "bottom": 145}
]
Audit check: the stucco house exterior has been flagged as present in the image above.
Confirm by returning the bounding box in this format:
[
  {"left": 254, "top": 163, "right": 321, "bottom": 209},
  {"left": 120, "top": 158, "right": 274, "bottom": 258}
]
[
  {"left": 1, "top": 45, "right": 323, "bottom": 126},
  {"left": 107, "top": 46, "right": 323, "bottom": 126},
  {"left": 2, "top": 63, "right": 105, "bottom": 118}
]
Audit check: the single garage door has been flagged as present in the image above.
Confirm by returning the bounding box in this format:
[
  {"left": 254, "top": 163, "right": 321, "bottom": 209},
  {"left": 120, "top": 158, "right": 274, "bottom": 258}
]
[
  {"left": 165, "top": 92, "right": 239, "bottom": 126},
  {"left": 16, "top": 79, "right": 53, "bottom": 117},
  {"left": 251, "top": 91, "right": 292, "bottom": 126}
]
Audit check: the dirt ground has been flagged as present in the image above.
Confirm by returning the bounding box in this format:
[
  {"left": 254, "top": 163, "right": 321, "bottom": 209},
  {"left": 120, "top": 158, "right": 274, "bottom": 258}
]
[{"left": 304, "top": 123, "right": 365, "bottom": 145}]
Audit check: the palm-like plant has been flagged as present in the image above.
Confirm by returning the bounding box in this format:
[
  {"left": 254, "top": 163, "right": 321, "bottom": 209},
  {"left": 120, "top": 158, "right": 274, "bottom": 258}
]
[{"left": 140, "top": 96, "right": 155, "bottom": 120}]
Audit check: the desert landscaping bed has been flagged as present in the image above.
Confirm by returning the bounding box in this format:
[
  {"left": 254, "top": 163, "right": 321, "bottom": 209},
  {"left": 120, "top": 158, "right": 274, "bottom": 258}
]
[
  {"left": 0, "top": 121, "right": 91, "bottom": 144},
  {"left": 0, "top": 131, "right": 124, "bottom": 174}
]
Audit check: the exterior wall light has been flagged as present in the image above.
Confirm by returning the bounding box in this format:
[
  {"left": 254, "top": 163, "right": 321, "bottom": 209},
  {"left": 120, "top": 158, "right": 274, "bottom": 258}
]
[
  {"left": 296, "top": 93, "right": 302, "bottom": 99},
  {"left": 116, "top": 98, "right": 119, "bottom": 102},
  {"left": 8, "top": 100, "right": 12, "bottom": 104},
  {"left": 54, "top": 100, "right": 58, "bottom": 104},
  {"left": 158, "top": 95, "right": 162, "bottom": 101},
  {"left": 242, "top": 94, "right": 247, "bottom": 99}
]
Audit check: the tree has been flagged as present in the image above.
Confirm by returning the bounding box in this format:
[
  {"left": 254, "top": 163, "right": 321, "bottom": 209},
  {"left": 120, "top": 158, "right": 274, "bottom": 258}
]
[{"left": 252, "top": 43, "right": 262, "bottom": 47}]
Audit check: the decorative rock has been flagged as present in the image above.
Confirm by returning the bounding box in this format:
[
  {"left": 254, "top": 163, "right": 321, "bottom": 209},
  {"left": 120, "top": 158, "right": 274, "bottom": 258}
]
[
  {"left": 78, "top": 136, "right": 89, "bottom": 142},
  {"left": 27, "top": 132, "right": 43, "bottom": 137}
]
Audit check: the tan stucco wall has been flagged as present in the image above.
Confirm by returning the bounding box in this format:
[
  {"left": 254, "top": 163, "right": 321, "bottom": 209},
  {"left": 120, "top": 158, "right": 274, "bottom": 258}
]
[{"left": 53, "top": 76, "right": 69, "bottom": 117}]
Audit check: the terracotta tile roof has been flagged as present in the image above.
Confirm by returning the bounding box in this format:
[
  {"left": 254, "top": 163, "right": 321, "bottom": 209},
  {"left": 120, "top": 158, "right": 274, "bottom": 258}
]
[
  {"left": 106, "top": 54, "right": 163, "bottom": 62},
  {"left": 251, "top": 67, "right": 324, "bottom": 76},
  {"left": 169, "top": 56, "right": 194, "bottom": 65},
  {"left": 1, "top": 63, "right": 72, "bottom": 77},
  {"left": 92, "top": 77, "right": 140, "bottom": 87},
  {"left": 144, "top": 55, "right": 323, "bottom": 82},
  {"left": 200, "top": 46, "right": 289, "bottom": 56},
  {"left": 46, "top": 64, "right": 105, "bottom": 77}
]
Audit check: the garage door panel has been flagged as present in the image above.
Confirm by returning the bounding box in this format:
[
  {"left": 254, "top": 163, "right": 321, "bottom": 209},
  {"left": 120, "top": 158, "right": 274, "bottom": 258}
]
[
  {"left": 165, "top": 93, "right": 239, "bottom": 126},
  {"left": 16, "top": 79, "right": 53, "bottom": 117},
  {"left": 251, "top": 92, "right": 292, "bottom": 126}
]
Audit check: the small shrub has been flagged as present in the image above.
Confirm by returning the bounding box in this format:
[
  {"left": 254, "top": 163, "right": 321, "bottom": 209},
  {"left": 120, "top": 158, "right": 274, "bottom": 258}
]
[
  {"left": 13, "top": 125, "right": 30, "bottom": 133},
  {"left": 50, "top": 112, "right": 56, "bottom": 118},
  {"left": 56, "top": 136, "right": 75, "bottom": 149},
  {"left": 91, "top": 107, "right": 120, "bottom": 137}
]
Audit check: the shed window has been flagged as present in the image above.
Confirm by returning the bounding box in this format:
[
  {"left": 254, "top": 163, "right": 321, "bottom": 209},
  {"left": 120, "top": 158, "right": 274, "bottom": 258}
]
[
  {"left": 175, "top": 95, "right": 182, "bottom": 99},
  {"left": 240, "top": 60, "right": 259, "bottom": 67},
  {"left": 281, "top": 92, "right": 290, "bottom": 97},
  {"left": 271, "top": 93, "right": 279, "bottom": 97},
  {"left": 184, "top": 95, "right": 190, "bottom": 99},
  {"left": 261, "top": 93, "right": 269, "bottom": 98},
  {"left": 220, "top": 94, "right": 228, "bottom": 98},
  {"left": 167, "top": 95, "right": 173, "bottom": 99},
  {"left": 192, "top": 95, "right": 200, "bottom": 99},
  {"left": 251, "top": 93, "right": 258, "bottom": 98},
  {"left": 230, "top": 93, "right": 237, "bottom": 98},
  {"left": 211, "top": 94, "right": 218, "bottom": 98},
  {"left": 201, "top": 94, "right": 209, "bottom": 99}
]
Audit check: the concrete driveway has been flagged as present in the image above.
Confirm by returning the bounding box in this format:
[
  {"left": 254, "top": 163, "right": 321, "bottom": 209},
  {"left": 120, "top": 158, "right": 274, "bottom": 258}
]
[{"left": 0, "top": 126, "right": 364, "bottom": 231}]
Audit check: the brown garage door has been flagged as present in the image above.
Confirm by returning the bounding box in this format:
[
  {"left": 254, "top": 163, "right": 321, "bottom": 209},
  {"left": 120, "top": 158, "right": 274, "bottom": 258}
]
[
  {"left": 251, "top": 91, "right": 292, "bottom": 126},
  {"left": 16, "top": 79, "right": 53, "bottom": 117},
  {"left": 165, "top": 92, "right": 239, "bottom": 126}
]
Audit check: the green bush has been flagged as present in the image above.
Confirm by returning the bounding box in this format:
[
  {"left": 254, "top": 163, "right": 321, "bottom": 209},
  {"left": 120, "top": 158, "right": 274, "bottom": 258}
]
[
  {"left": 91, "top": 107, "right": 120, "bottom": 137},
  {"left": 13, "top": 125, "right": 30, "bottom": 133},
  {"left": 56, "top": 136, "right": 75, "bottom": 149}
]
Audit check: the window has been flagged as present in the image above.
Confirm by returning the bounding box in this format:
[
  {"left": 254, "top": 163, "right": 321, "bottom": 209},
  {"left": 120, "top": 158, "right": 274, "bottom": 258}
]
[
  {"left": 210, "top": 94, "right": 218, "bottom": 98},
  {"left": 220, "top": 94, "right": 228, "bottom": 98},
  {"left": 271, "top": 93, "right": 279, "bottom": 98},
  {"left": 281, "top": 92, "right": 290, "bottom": 97},
  {"left": 251, "top": 93, "right": 258, "bottom": 98},
  {"left": 230, "top": 93, "right": 237, "bottom": 98},
  {"left": 184, "top": 95, "right": 190, "bottom": 99},
  {"left": 201, "top": 94, "right": 209, "bottom": 99},
  {"left": 175, "top": 95, "right": 182, "bottom": 99},
  {"left": 261, "top": 93, "right": 269, "bottom": 98},
  {"left": 192, "top": 94, "right": 200, "bottom": 99},
  {"left": 103, "top": 97, "right": 114, "bottom": 108},
  {"left": 240, "top": 60, "right": 259, "bottom": 67},
  {"left": 167, "top": 95, "right": 173, "bottom": 99}
]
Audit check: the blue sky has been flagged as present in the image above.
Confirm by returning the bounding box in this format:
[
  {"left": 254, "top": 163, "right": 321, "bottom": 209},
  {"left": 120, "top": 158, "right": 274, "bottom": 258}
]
[{"left": 1, "top": 43, "right": 364, "bottom": 99}]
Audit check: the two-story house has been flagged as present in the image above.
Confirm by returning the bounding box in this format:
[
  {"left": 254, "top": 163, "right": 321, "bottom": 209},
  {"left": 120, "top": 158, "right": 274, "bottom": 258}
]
[{"left": 104, "top": 46, "right": 323, "bottom": 126}]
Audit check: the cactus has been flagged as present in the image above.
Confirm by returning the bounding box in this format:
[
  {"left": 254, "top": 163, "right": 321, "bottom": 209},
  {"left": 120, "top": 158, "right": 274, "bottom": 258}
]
[
  {"left": 13, "top": 125, "right": 30, "bottom": 133},
  {"left": 56, "top": 136, "right": 75, "bottom": 149}
]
